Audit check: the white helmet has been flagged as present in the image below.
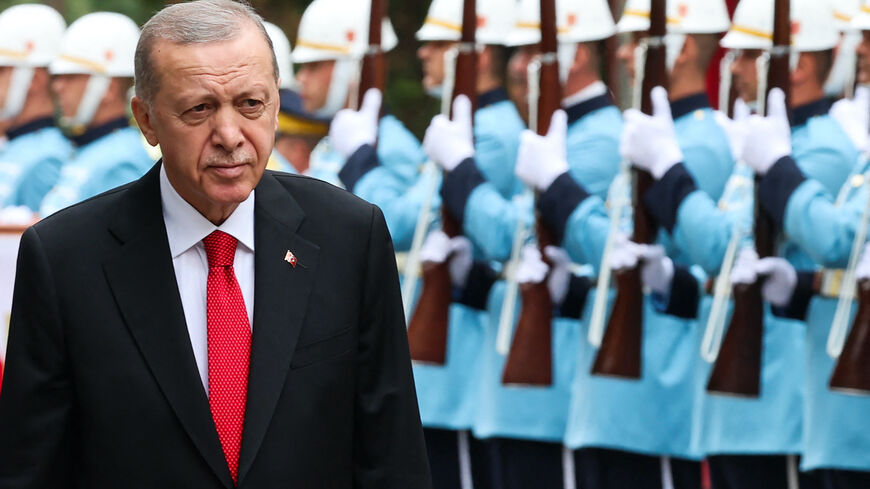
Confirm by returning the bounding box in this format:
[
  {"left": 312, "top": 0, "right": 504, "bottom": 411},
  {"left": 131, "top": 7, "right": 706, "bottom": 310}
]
[
  {"left": 832, "top": 0, "right": 861, "bottom": 30},
  {"left": 721, "top": 0, "right": 840, "bottom": 52},
  {"left": 49, "top": 12, "right": 140, "bottom": 130},
  {"left": 561, "top": 0, "right": 617, "bottom": 44},
  {"left": 505, "top": 0, "right": 577, "bottom": 47},
  {"left": 264, "top": 21, "right": 295, "bottom": 90},
  {"left": 292, "top": 0, "right": 398, "bottom": 64},
  {"left": 852, "top": 0, "right": 870, "bottom": 30},
  {"left": 668, "top": 0, "right": 731, "bottom": 34},
  {"left": 0, "top": 4, "right": 66, "bottom": 120},
  {"left": 416, "top": 0, "right": 516, "bottom": 45},
  {"left": 615, "top": 0, "right": 681, "bottom": 34},
  {"left": 292, "top": 0, "right": 398, "bottom": 117}
]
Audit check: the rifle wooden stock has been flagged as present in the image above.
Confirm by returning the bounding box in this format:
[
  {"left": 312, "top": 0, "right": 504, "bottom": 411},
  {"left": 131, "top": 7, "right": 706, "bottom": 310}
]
[
  {"left": 358, "top": 0, "right": 385, "bottom": 104},
  {"left": 501, "top": 0, "right": 560, "bottom": 387},
  {"left": 407, "top": 0, "right": 477, "bottom": 365},
  {"left": 829, "top": 279, "right": 870, "bottom": 394},
  {"left": 602, "top": 0, "right": 622, "bottom": 102},
  {"left": 591, "top": 0, "right": 667, "bottom": 380},
  {"left": 707, "top": 0, "right": 790, "bottom": 397}
]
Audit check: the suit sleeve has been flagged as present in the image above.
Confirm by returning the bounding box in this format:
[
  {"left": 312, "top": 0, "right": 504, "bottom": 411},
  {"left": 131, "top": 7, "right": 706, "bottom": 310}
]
[
  {"left": 353, "top": 205, "right": 432, "bottom": 489},
  {"left": 0, "top": 227, "right": 74, "bottom": 489}
]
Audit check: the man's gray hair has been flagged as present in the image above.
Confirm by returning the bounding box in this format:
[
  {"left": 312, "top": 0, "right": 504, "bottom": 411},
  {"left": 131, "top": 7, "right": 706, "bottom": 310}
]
[{"left": 134, "top": 0, "right": 279, "bottom": 105}]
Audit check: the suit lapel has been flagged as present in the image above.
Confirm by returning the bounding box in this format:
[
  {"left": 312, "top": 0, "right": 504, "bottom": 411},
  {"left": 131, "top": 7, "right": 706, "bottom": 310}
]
[
  {"left": 102, "top": 164, "right": 234, "bottom": 488},
  {"left": 237, "top": 172, "right": 319, "bottom": 484}
]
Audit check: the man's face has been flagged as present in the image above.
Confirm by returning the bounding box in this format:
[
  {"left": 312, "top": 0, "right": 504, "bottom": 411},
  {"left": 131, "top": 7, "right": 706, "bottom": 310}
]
[
  {"left": 857, "top": 31, "right": 870, "bottom": 85},
  {"left": 50, "top": 74, "right": 90, "bottom": 120},
  {"left": 296, "top": 60, "right": 334, "bottom": 112},
  {"left": 731, "top": 49, "right": 761, "bottom": 103},
  {"left": 417, "top": 41, "right": 455, "bottom": 92},
  {"left": 0, "top": 66, "right": 12, "bottom": 116},
  {"left": 133, "top": 23, "right": 279, "bottom": 223}
]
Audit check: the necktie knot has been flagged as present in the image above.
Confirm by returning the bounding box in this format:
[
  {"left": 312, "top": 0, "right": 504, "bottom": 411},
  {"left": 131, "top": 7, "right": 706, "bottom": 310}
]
[{"left": 203, "top": 230, "right": 237, "bottom": 268}]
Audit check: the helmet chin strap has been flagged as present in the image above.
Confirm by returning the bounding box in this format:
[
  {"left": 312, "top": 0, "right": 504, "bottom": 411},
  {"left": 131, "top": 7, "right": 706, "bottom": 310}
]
[
  {"left": 0, "top": 67, "right": 35, "bottom": 120},
  {"left": 665, "top": 34, "right": 686, "bottom": 73},
  {"left": 557, "top": 43, "right": 578, "bottom": 84},
  {"left": 316, "top": 58, "right": 359, "bottom": 118},
  {"left": 66, "top": 74, "right": 111, "bottom": 134}
]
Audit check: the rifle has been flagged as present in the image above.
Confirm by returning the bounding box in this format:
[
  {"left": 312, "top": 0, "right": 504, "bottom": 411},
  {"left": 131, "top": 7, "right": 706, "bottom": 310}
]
[
  {"left": 707, "top": 0, "right": 791, "bottom": 397},
  {"left": 406, "top": 0, "right": 478, "bottom": 365},
  {"left": 590, "top": 0, "right": 667, "bottom": 379},
  {"left": 602, "top": 0, "right": 622, "bottom": 103},
  {"left": 357, "top": 0, "right": 386, "bottom": 105},
  {"left": 501, "top": 0, "right": 561, "bottom": 387}
]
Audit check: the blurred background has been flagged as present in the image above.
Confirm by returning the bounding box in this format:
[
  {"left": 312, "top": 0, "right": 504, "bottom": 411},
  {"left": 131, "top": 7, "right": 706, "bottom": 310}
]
[{"left": 0, "top": 0, "right": 440, "bottom": 137}]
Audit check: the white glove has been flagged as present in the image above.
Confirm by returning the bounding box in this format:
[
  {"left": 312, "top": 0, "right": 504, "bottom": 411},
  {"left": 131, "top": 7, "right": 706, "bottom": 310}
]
[
  {"left": 423, "top": 95, "right": 475, "bottom": 171},
  {"left": 829, "top": 85, "right": 870, "bottom": 153},
  {"left": 741, "top": 88, "right": 791, "bottom": 175},
  {"left": 0, "top": 205, "right": 36, "bottom": 224},
  {"left": 516, "top": 245, "right": 572, "bottom": 305},
  {"left": 609, "top": 233, "right": 644, "bottom": 271},
  {"left": 544, "top": 246, "right": 572, "bottom": 305},
  {"left": 729, "top": 248, "right": 797, "bottom": 307},
  {"left": 515, "top": 110, "right": 570, "bottom": 191},
  {"left": 419, "top": 230, "right": 473, "bottom": 288},
  {"left": 329, "top": 88, "right": 381, "bottom": 158},
  {"left": 756, "top": 257, "right": 797, "bottom": 307},
  {"left": 855, "top": 242, "right": 870, "bottom": 281},
  {"left": 620, "top": 86, "right": 684, "bottom": 179},
  {"left": 713, "top": 98, "right": 751, "bottom": 160},
  {"left": 638, "top": 244, "right": 675, "bottom": 296}
]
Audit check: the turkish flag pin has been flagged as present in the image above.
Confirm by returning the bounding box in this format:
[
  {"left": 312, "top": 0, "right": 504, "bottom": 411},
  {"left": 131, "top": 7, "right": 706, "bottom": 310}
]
[{"left": 284, "top": 250, "right": 297, "bottom": 268}]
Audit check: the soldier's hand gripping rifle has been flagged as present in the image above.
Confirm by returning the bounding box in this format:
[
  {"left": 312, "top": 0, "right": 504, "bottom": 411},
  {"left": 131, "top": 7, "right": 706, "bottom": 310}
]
[
  {"left": 590, "top": 0, "right": 668, "bottom": 379},
  {"left": 406, "top": 0, "right": 478, "bottom": 365},
  {"left": 500, "top": 0, "right": 562, "bottom": 386},
  {"left": 706, "top": 0, "right": 791, "bottom": 397}
]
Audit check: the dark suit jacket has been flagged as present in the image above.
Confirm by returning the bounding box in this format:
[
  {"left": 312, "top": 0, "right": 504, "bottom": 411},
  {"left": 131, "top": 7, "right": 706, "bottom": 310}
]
[{"left": 0, "top": 163, "right": 432, "bottom": 488}]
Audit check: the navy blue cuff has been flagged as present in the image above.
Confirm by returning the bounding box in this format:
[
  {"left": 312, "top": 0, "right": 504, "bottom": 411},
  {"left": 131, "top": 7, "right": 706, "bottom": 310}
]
[
  {"left": 772, "top": 270, "right": 815, "bottom": 321},
  {"left": 759, "top": 156, "right": 806, "bottom": 229},
  {"left": 454, "top": 261, "right": 498, "bottom": 311},
  {"left": 441, "top": 157, "right": 486, "bottom": 226},
  {"left": 556, "top": 275, "right": 592, "bottom": 319},
  {"left": 642, "top": 163, "right": 697, "bottom": 234},
  {"left": 538, "top": 172, "right": 590, "bottom": 245},
  {"left": 660, "top": 265, "right": 700, "bottom": 319},
  {"left": 338, "top": 144, "right": 379, "bottom": 192}
]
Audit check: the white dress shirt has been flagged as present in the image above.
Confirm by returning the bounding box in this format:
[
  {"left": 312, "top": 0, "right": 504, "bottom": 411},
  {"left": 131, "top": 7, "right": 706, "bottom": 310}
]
[
  {"left": 159, "top": 166, "right": 255, "bottom": 393},
  {"left": 562, "top": 80, "right": 608, "bottom": 108}
]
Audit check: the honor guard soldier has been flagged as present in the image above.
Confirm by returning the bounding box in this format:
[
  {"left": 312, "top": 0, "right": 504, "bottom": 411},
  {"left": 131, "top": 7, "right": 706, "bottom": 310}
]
[
  {"left": 514, "top": 0, "right": 733, "bottom": 487},
  {"left": 718, "top": 3, "right": 870, "bottom": 487},
  {"left": 409, "top": 0, "right": 524, "bottom": 487},
  {"left": 0, "top": 4, "right": 71, "bottom": 212},
  {"left": 627, "top": 0, "right": 858, "bottom": 488},
  {"left": 293, "top": 0, "right": 430, "bottom": 250},
  {"left": 262, "top": 21, "right": 328, "bottom": 174},
  {"left": 39, "top": 12, "right": 152, "bottom": 217}
]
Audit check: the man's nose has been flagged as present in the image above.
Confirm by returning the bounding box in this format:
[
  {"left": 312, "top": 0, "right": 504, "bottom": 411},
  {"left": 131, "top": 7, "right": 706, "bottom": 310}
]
[{"left": 210, "top": 108, "right": 244, "bottom": 151}]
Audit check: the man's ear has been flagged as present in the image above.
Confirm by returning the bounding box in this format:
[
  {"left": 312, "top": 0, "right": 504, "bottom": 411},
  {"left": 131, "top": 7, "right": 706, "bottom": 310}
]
[{"left": 131, "top": 96, "right": 159, "bottom": 147}]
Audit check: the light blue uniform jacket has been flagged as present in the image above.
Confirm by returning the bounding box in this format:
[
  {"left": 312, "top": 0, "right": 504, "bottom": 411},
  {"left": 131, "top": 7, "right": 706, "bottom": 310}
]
[
  {"left": 39, "top": 120, "right": 153, "bottom": 216},
  {"left": 414, "top": 89, "right": 525, "bottom": 431},
  {"left": 0, "top": 119, "right": 72, "bottom": 211},
  {"left": 761, "top": 138, "right": 870, "bottom": 471},
  {"left": 550, "top": 95, "right": 733, "bottom": 458},
  {"left": 651, "top": 99, "right": 857, "bottom": 456}
]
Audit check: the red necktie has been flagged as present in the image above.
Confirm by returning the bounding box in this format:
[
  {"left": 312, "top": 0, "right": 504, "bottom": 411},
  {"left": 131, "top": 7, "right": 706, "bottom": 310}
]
[{"left": 203, "top": 230, "right": 251, "bottom": 484}]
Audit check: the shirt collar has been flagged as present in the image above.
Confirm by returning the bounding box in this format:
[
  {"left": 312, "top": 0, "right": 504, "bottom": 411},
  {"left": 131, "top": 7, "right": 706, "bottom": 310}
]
[
  {"left": 478, "top": 87, "right": 509, "bottom": 109},
  {"left": 6, "top": 117, "right": 55, "bottom": 141},
  {"left": 71, "top": 116, "right": 129, "bottom": 147},
  {"left": 562, "top": 81, "right": 608, "bottom": 108},
  {"left": 160, "top": 163, "right": 255, "bottom": 259},
  {"left": 790, "top": 97, "right": 833, "bottom": 128},
  {"left": 669, "top": 93, "right": 711, "bottom": 120}
]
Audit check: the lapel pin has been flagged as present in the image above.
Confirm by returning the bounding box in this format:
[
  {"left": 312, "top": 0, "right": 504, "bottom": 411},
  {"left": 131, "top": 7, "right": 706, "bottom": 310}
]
[{"left": 284, "top": 250, "right": 298, "bottom": 268}]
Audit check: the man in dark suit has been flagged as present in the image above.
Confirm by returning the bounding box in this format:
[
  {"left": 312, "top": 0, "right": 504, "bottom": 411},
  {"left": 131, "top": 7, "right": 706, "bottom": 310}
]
[{"left": 0, "top": 1, "right": 432, "bottom": 488}]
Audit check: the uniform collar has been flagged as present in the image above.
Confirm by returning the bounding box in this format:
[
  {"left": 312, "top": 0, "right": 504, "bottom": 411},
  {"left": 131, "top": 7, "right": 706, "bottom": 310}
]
[
  {"left": 159, "top": 162, "right": 255, "bottom": 259},
  {"left": 669, "top": 93, "right": 711, "bottom": 120},
  {"left": 790, "top": 98, "right": 832, "bottom": 128},
  {"left": 478, "top": 87, "right": 509, "bottom": 109},
  {"left": 72, "top": 116, "right": 129, "bottom": 147},
  {"left": 6, "top": 116, "right": 55, "bottom": 141},
  {"left": 564, "top": 94, "right": 614, "bottom": 125}
]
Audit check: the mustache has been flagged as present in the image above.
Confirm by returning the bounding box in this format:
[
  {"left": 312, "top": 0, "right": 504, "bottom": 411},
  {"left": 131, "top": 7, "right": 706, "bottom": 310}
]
[{"left": 204, "top": 150, "right": 255, "bottom": 167}]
